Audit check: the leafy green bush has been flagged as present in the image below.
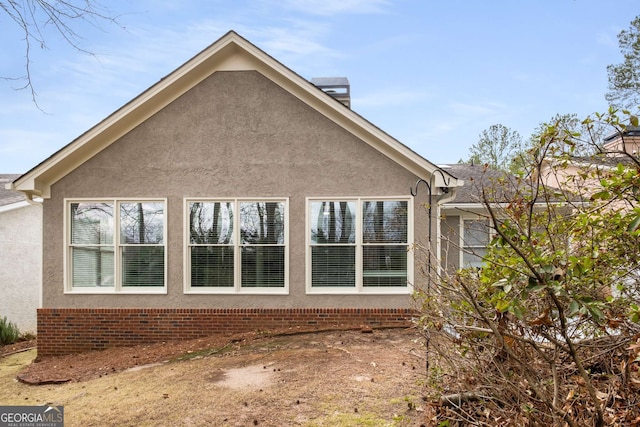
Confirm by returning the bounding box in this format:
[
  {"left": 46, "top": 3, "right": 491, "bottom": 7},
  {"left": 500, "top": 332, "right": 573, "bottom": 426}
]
[
  {"left": 0, "top": 315, "right": 20, "bottom": 345},
  {"left": 420, "top": 110, "right": 640, "bottom": 427}
]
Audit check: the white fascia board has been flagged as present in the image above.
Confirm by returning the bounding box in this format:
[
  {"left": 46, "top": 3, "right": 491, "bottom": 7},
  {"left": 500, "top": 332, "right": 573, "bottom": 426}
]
[
  {"left": 0, "top": 200, "right": 31, "bottom": 213},
  {"left": 442, "top": 201, "right": 566, "bottom": 213}
]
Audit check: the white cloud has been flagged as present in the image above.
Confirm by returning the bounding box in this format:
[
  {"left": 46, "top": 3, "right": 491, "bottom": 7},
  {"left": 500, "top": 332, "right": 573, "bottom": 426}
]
[{"left": 56, "top": 17, "right": 340, "bottom": 91}]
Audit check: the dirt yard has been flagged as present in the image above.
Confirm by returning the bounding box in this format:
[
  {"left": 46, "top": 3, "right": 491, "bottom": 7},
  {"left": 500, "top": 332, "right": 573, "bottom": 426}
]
[{"left": 0, "top": 327, "right": 430, "bottom": 426}]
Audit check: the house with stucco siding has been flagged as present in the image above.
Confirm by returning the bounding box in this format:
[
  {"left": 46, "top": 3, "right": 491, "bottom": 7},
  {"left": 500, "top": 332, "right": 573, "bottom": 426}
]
[
  {"left": 0, "top": 174, "right": 41, "bottom": 333},
  {"left": 538, "top": 127, "right": 640, "bottom": 195},
  {"left": 8, "top": 31, "right": 463, "bottom": 356}
]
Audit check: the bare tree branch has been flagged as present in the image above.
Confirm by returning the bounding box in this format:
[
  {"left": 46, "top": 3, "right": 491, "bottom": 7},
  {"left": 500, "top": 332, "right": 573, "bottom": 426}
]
[{"left": 1, "top": 0, "right": 122, "bottom": 107}]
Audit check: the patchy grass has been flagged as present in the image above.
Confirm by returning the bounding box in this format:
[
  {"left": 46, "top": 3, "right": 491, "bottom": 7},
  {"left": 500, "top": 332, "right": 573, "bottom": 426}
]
[
  {"left": 169, "top": 343, "right": 235, "bottom": 362},
  {"left": 0, "top": 328, "right": 427, "bottom": 427},
  {"left": 306, "top": 411, "right": 396, "bottom": 426}
]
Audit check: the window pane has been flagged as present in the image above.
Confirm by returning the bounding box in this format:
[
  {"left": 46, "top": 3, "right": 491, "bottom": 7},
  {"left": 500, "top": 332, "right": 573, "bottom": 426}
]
[
  {"left": 241, "top": 246, "right": 284, "bottom": 287},
  {"left": 463, "top": 219, "right": 490, "bottom": 247},
  {"left": 363, "top": 201, "right": 407, "bottom": 243},
  {"left": 71, "top": 246, "right": 114, "bottom": 287},
  {"left": 463, "top": 248, "right": 487, "bottom": 269},
  {"left": 240, "top": 202, "right": 285, "bottom": 245},
  {"left": 310, "top": 201, "right": 356, "bottom": 244},
  {"left": 71, "top": 202, "right": 113, "bottom": 245},
  {"left": 311, "top": 246, "right": 355, "bottom": 287},
  {"left": 121, "top": 246, "right": 164, "bottom": 286},
  {"left": 191, "top": 246, "right": 234, "bottom": 287},
  {"left": 363, "top": 245, "right": 407, "bottom": 287},
  {"left": 189, "top": 202, "right": 234, "bottom": 244},
  {"left": 120, "top": 202, "right": 164, "bottom": 244}
]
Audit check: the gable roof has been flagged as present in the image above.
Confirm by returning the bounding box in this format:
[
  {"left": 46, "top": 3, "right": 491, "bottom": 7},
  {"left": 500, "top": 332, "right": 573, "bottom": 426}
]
[{"left": 8, "top": 30, "right": 459, "bottom": 199}]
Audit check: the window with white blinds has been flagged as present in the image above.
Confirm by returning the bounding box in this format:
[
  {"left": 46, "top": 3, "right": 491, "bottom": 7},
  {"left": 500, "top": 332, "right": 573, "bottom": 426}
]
[
  {"left": 462, "top": 218, "right": 491, "bottom": 269},
  {"left": 186, "top": 199, "right": 287, "bottom": 293},
  {"left": 67, "top": 199, "right": 166, "bottom": 292},
  {"left": 308, "top": 198, "right": 411, "bottom": 293}
]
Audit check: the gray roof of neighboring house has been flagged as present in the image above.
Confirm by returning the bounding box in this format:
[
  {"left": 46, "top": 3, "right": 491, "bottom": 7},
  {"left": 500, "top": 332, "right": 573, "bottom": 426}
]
[
  {"left": 569, "top": 154, "right": 637, "bottom": 168},
  {"left": 0, "top": 175, "right": 26, "bottom": 207},
  {"left": 442, "top": 163, "right": 578, "bottom": 206},
  {"left": 440, "top": 164, "right": 516, "bottom": 204},
  {"left": 603, "top": 125, "right": 640, "bottom": 142}
]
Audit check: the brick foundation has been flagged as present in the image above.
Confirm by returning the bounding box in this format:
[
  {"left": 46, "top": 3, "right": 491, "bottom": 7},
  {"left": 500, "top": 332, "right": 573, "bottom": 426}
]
[{"left": 36, "top": 308, "right": 416, "bottom": 357}]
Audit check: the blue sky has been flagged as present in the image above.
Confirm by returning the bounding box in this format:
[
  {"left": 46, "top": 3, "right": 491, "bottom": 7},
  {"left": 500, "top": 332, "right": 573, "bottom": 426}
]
[{"left": 0, "top": 0, "right": 637, "bottom": 173}]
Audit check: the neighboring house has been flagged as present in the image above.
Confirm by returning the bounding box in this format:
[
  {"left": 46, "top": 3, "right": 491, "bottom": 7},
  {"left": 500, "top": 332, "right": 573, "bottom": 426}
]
[
  {"left": 439, "top": 162, "right": 578, "bottom": 273},
  {"left": 440, "top": 128, "right": 640, "bottom": 276},
  {"left": 536, "top": 128, "right": 640, "bottom": 301},
  {"left": 539, "top": 127, "right": 640, "bottom": 191},
  {"left": 0, "top": 174, "right": 41, "bottom": 333},
  {"left": 439, "top": 164, "right": 505, "bottom": 271},
  {"left": 8, "top": 31, "right": 462, "bottom": 356},
  {"left": 602, "top": 126, "right": 640, "bottom": 155}
]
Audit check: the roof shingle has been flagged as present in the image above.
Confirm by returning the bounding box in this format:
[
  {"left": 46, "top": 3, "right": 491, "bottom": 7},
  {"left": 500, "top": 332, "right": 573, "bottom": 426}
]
[{"left": 0, "top": 175, "right": 26, "bottom": 207}]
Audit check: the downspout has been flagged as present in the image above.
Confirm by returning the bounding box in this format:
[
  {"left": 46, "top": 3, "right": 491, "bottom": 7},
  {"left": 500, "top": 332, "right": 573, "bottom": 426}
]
[
  {"left": 24, "top": 192, "right": 44, "bottom": 205},
  {"left": 436, "top": 185, "right": 458, "bottom": 205},
  {"left": 435, "top": 186, "right": 458, "bottom": 278}
]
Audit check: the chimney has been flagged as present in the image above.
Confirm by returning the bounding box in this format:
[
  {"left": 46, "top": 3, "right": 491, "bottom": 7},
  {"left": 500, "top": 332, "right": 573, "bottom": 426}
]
[{"left": 311, "top": 77, "right": 350, "bottom": 108}]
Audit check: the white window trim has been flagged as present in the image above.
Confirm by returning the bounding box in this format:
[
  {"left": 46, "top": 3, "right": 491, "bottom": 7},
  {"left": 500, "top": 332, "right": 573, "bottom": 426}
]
[
  {"left": 459, "top": 215, "right": 492, "bottom": 269},
  {"left": 305, "top": 196, "right": 413, "bottom": 295},
  {"left": 64, "top": 198, "right": 168, "bottom": 294},
  {"left": 183, "top": 197, "right": 289, "bottom": 295}
]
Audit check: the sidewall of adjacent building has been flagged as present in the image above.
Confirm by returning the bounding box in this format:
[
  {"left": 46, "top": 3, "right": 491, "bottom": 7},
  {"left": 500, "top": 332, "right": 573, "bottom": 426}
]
[{"left": 0, "top": 203, "right": 42, "bottom": 334}]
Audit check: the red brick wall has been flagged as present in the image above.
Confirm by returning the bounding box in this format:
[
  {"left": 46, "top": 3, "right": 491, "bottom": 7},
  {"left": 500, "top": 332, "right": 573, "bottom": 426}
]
[{"left": 36, "top": 308, "right": 415, "bottom": 357}]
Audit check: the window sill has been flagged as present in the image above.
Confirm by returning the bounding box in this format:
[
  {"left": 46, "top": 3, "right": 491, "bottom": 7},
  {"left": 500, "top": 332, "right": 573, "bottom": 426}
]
[
  {"left": 65, "top": 288, "right": 168, "bottom": 295},
  {"left": 185, "top": 288, "right": 289, "bottom": 295},
  {"left": 306, "top": 287, "right": 412, "bottom": 295}
]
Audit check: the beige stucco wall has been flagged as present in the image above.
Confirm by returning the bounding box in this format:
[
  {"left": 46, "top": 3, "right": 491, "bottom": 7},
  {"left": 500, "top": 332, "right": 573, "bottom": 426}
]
[
  {"left": 0, "top": 203, "right": 41, "bottom": 332},
  {"left": 604, "top": 135, "right": 640, "bottom": 153},
  {"left": 43, "top": 70, "right": 433, "bottom": 309},
  {"left": 539, "top": 162, "right": 585, "bottom": 191},
  {"left": 540, "top": 161, "right": 626, "bottom": 208}
]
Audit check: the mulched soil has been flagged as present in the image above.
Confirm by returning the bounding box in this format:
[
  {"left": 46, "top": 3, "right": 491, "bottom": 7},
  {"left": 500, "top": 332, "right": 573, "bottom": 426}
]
[{"left": 0, "top": 339, "right": 37, "bottom": 357}]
